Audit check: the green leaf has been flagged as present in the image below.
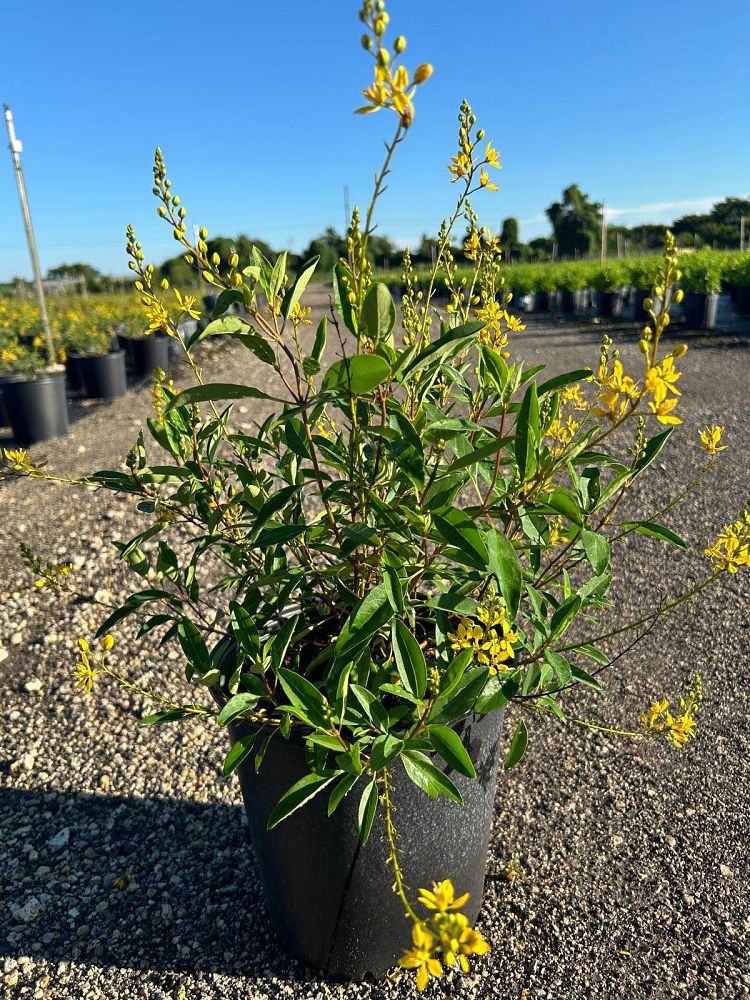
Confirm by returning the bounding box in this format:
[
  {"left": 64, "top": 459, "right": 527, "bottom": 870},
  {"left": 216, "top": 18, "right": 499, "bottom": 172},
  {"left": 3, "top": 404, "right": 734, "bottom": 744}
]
[
  {"left": 177, "top": 619, "right": 211, "bottom": 677},
  {"left": 486, "top": 529, "right": 522, "bottom": 619},
  {"left": 165, "top": 383, "right": 276, "bottom": 412},
  {"left": 475, "top": 670, "right": 520, "bottom": 713},
  {"left": 549, "top": 594, "right": 582, "bottom": 638},
  {"left": 581, "top": 529, "right": 611, "bottom": 574},
  {"left": 621, "top": 520, "right": 687, "bottom": 548},
  {"left": 267, "top": 772, "right": 336, "bottom": 828},
  {"left": 211, "top": 288, "right": 243, "bottom": 318},
  {"left": 446, "top": 434, "right": 510, "bottom": 473},
  {"left": 401, "top": 750, "right": 463, "bottom": 803},
  {"left": 140, "top": 708, "right": 190, "bottom": 726},
  {"left": 503, "top": 719, "right": 528, "bottom": 770},
  {"left": 514, "top": 382, "right": 540, "bottom": 481},
  {"left": 311, "top": 316, "right": 327, "bottom": 364},
  {"left": 357, "top": 779, "right": 379, "bottom": 843},
  {"left": 543, "top": 488, "right": 583, "bottom": 526},
  {"left": 391, "top": 619, "right": 427, "bottom": 699},
  {"left": 269, "top": 250, "right": 288, "bottom": 299},
  {"left": 544, "top": 650, "right": 572, "bottom": 685},
  {"left": 229, "top": 601, "right": 260, "bottom": 659},
  {"left": 282, "top": 255, "right": 319, "bottom": 318},
  {"left": 537, "top": 369, "right": 592, "bottom": 398},
  {"left": 570, "top": 663, "right": 602, "bottom": 690},
  {"left": 217, "top": 692, "right": 262, "bottom": 727},
  {"left": 430, "top": 666, "right": 489, "bottom": 724},
  {"left": 327, "top": 773, "right": 358, "bottom": 816},
  {"left": 276, "top": 668, "right": 328, "bottom": 728},
  {"left": 400, "top": 320, "right": 484, "bottom": 380},
  {"left": 383, "top": 564, "right": 404, "bottom": 613},
  {"left": 189, "top": 315, "right": 247, "bottom": 346},
  {"left": 223, "top": 730, "right": 259, "bottom": 776},
  {"left": 370, "top": 734, "right": 405, "bottom": 771},
  {"left": 95, "top": 589, "right": 182, "bottom": 636},
  {"left": 428, "top": 725, "right": 476, "bottom": 778},
  {"left": 361, "top": 282, "right": 396, "bottom": 346},
  {"left": 232, "top": 331, "right": 277, "bottom": 366},
  {"left": 632, "top": 428, "right": 673, "bottom": 475},
  {"left": 322, "top": 355, "right": 391, "bottom": 396},
  {"left": 433, "top": 508, "right": 488, "bottom": 570},
  {"left": 333, "top": 262, "right": 357, "bottom": 334},
  {"left": 335, "top": 583, "right": 393, "bottom": 663}
]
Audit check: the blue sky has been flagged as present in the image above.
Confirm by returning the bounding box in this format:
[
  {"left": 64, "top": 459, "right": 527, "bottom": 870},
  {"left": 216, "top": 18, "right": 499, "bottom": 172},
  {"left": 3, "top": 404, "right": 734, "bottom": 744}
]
[{"left": 1, "top": 0, "right": 748, "bottom": 281}]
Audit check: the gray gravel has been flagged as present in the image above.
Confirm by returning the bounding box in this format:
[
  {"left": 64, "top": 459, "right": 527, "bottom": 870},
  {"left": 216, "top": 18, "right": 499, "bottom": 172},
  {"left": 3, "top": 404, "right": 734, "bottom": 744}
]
[{"left": 1, "top": 287, "right": 749, "bottom": 999}]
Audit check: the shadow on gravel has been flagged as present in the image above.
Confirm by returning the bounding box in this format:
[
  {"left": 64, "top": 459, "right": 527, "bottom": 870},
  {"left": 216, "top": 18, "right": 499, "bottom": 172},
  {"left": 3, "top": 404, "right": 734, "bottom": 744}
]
[{"left": 0, "top": 787, "right": 313, "bottom": 983}]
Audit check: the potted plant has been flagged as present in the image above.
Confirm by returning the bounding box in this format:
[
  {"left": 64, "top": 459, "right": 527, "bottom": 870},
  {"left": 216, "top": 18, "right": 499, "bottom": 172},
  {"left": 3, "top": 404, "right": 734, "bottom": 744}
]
[
  {"left": 557, "top": 262, "right": 588, "bottom": 313},
  {"left": 61, "top": 324, "right": 128, "bottom": 399},
  {"left": 732, "top": 253, "right": 750, "bottom": 316},
  {"left": 5, "top": 2, "right": 750, "bottom": 991},
  {"left": 679, "top": 251, "right": 723, "bottom": 329},
  {"left": 0, "top": 327, "right": 69, "bottom": 445},
  {"left": 629, "top": 256, "right": 660, "bottom": 322},
  {"left": 119, "top": 312, "right": 178, "bottom": 376},
  {"left": 590, "top": 262, "right": 627, "bottom": 317}
]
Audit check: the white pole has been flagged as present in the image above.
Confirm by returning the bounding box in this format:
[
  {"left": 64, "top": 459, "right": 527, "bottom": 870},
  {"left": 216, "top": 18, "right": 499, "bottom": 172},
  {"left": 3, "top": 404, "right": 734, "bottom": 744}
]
[
  {"left": 740, "top": 216, "right": 745, "bottom": 253},
  {"left": 600, "top": 201, "right": 607, "bottom": 265},
  {"left": 4, "top": 104, "right": 55, "bottom": 365}
]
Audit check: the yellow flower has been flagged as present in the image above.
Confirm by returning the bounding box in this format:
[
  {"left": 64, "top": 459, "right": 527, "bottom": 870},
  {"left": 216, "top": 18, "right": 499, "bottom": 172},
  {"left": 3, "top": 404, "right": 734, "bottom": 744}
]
[
  {"left": 398, "top": 922, "right": 442, "bottom": 992},
  {"left": 174, "top": 288, "right": 201, "bottom": 321},
  {"left": 645, "top": 355, "right": 681, "bottom": 405},
  {"left": 418, "top": 880, "right": 469, "bottom": 912},
  {"left": 560, "top": 383, "right": 587, "bottom": 410},
  {"left": 463, "top": 230, "right": 482, "bottom": 261},
  {"left": 648, "top": 396, "right": 682, "bottom": 425},
  {"left": 705, "top": 515, "right": 750, "bottom": 573},
  {"left": 289, "top": 302, "right": 313, "bottom": 327},
  {"left": 484, "top": 141, "right": 501, "bottom": 169},
  {"left": 448, "top": 151, "right": 473, "bottom": 182},
  {"left": 433, "top": 911, "right": 490, "bottom": 972},
  {"left": 74, "top": 647, "right": 98, "bottom": 695},
  {"left": 449, "top": 599, "right": 518, "bottom": 675},
  {"left": 641, "top": 676, "right": 702, "bottom": 749},
  {"left": 698, "top": 425, "right": 727, "bottom": 456},
  {"left": 2, "top": 448, "right": 38, "bottom": 474},
  {"left": 479, "top": 169, "right": 498, "bottom": 192}
]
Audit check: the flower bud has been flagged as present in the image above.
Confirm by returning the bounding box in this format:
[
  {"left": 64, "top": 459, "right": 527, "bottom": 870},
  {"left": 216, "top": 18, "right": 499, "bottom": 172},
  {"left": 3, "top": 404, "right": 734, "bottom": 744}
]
[
  {"left": 377, "top": 47, "right": 390, "bottom": 65},
  {"left": 229, "top": 252, "right": 239, "bottom": 268},
  {"left": 211, "top": 252, "right": 221, "bottom": 266},
  {"left": 673, "top": 288, "right": 684, "bottom": 303},
  {"left": 101, "top": 635, "right": 115, "bottom": 651},
  {"left": 414, "top": 63, "right": 433, "bottom": 84},
  {"left": 178, "top": 207, "right": 187, "bottom": 219},
  {"left": 199, "top": 227, "right": 208, "bottom": 240},
  {"left": 673, "top": 343, "right": 688, "bottom": 357},
  {"left": 643, "top": 297, "right": 653, "bottom": 311},
  {"left": 157, "top": 206, "right": 166, "bottom": 218},
  {"left": 361, "top": 34, "right": 372, "bottom": 50},
  {"left": 394, "top": 35, "right": 406, "bottom": 53},
  {"left": 161, "top": 278, "right": 169, "bottom": 290},
  {"left": 476, "top": 129, "right": 485, "bottom": 140},
  {"left": 172, "top": 195, "right": 180, "bottom": 206},
  {"left": 638, "top": 339, "right": 649, "bottom": 355}
]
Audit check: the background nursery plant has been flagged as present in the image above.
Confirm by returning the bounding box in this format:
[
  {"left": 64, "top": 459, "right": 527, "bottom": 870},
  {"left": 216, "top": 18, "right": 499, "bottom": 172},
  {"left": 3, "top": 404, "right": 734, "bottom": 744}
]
[{"left": 5, "top": 0, "right": 750, "bottom": 991}]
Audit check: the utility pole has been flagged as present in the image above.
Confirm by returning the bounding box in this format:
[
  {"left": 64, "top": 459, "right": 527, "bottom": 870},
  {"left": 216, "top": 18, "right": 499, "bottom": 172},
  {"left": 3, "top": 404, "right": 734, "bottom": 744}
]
[
  {"left": 600, "top": 201, "right": 607, "bottom": 265},
  {"left": 3, "top": 104, "right": 55, "bottom": 365},
  {"left": 343, "top": 184, "right": 350, "bottom": 234}
]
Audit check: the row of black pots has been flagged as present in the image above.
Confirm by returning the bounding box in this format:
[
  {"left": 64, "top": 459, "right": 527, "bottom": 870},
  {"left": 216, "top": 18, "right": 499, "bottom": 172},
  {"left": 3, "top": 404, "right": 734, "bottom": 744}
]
[
  {"left": 1, "top": 334, "right": 172, "bottom": 444},
  {"left": 518, "top": 285, "right": 723, "bottom": 329}
]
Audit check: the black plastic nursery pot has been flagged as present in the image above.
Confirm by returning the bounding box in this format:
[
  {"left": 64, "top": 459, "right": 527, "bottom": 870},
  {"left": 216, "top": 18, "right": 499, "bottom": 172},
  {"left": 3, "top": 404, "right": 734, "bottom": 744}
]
[
  {"left": 0, "top": 387, "right": 8, "bottom": 427},
  {"left": 683, "top": 292, "right": 719, "bottom": 330},
  {"left": 1, "top": 369, "right": 69, "bottom": 445},
  {"left": 596, "top": 290, "right": 615, "bottom": 318},
  {"left": 128, "top": 334, "right": 171, "bottom": 377},
  {"left": 735, "top": 285, "right": 750, "bottom": 317},
  {"left": 71, "top": 350, "right": 128, "bottom": 399},
  {"left": 65, "top": 355, "right": 84, "bottom": 393},
  {"left": 559, "top": 290, "right": 575, "bottom": 313},
  {"left": 226, "top": 708, "right": 504, "bottom": 980}
]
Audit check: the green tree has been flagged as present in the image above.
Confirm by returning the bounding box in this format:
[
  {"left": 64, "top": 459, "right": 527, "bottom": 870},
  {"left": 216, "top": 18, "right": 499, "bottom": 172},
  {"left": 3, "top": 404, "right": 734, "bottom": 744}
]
[
  {"left": 546, "top": 184, "right": 601, "bottom": 258},
  {"left": 500, "top": 217, "right": 519, "bottom": 261}
]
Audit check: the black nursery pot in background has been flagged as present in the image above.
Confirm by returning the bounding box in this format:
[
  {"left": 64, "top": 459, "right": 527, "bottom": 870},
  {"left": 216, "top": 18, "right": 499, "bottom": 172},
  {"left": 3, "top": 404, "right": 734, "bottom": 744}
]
[
  {"left": 226, "top": 708, "right": 504, "bottom": 980},
  {"left": 683, "top": 292, "right": 719, "bottom": 330},
  {"left": 1, "top": 369, "right": 69, "bottom": 445},
  {"left": 596, "top": 290, "right": 615, "bottom": 318},
  {"left": 129, "top": 334, "right": 170, "bottom": 377},
  {"left": 72, "top": 350, "right": 128, "bottom": 399}
]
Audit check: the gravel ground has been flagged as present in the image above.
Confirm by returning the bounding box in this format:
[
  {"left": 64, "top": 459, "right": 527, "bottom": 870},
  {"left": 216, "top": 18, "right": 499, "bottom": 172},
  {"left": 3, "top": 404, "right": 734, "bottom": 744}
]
[{"left": 1, "top": 287, "right": 749, "bottom": 1000}]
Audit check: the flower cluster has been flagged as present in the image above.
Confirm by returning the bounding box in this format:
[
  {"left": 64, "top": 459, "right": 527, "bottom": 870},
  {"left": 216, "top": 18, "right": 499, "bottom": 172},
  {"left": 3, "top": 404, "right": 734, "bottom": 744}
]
[
  {"left": 20, "top": 542, "right": 72, "bottom": 593},
  {"left": 74, "top": 635, "right": 114, "bottom": 695},
  {"left": 705, "top": 512, "right": 750, "bottom": 574},
  {"left": 448, "top": 100, "right": 501, "bottom": 192},
  {"left": 449, "top": 597, "right": 518, "bottom": 674},
  {"left": 640, "top": 675, "right": 702, "bottom": 749},
  {"left": 355, "top": 1, "right": 432, "bottom": 127},
  {"left": 399, "top": 880, "right": 490, "bottom": 991},
  {"left": 698, "top": 425, "right": 727, "bottom": 456}
]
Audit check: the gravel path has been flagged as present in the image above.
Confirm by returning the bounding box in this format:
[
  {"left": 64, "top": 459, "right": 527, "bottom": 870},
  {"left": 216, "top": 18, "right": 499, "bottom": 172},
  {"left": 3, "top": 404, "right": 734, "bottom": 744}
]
[{"left": 1, "top": 288, "right": 749, "bottom": 999}]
